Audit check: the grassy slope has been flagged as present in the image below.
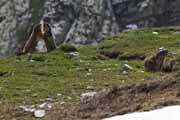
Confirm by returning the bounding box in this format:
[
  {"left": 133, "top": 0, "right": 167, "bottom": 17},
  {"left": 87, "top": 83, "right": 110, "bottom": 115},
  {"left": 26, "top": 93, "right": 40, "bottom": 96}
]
[{"left": 0, "top": 27, "right": 180, "bottom": 119}]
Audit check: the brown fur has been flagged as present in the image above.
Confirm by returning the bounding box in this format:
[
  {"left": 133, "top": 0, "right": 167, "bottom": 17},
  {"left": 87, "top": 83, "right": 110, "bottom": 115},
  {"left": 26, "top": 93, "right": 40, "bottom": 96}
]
[
  {"left": 144, "top": 49, "right": 168, "bottom": 72},
  {"left": 163, "top": 59, "right": 177, "bottom": 72},
  {"left": 23, "top": 22, "right": 56, "bottom": 53}
]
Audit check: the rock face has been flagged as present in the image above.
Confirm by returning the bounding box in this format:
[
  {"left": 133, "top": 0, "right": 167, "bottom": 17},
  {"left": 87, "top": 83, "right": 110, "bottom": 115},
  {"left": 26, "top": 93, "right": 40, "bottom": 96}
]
[
  {"left": 43, "top": 0, "right": 119, "bottom": 46},
  {"left": 0, "top": 0, "right": 30, "bottom": 55},
  {"left": 0, "top": 0, "right": 180, "bottom": 55}
]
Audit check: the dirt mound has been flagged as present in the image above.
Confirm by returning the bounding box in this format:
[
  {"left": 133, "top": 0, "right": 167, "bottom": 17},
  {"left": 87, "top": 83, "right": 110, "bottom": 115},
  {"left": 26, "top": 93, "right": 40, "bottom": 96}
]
[
  {"left": 96, "top": 51, "right": 122, "bottom": 60},
  {"left": 55, "top": 75, "right": 180, "bottom": 120},
  {"left": 118, "top": 53, "right": 146, "bottom": 60},
  {"left": 96, "top": 51, "right": 146, "bottom": 61}
]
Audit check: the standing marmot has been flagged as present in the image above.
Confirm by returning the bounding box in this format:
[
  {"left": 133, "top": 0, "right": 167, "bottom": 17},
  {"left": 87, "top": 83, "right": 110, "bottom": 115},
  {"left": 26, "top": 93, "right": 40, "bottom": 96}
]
[
  {"left": 144, "top": 48, "right": 168, "bottom": 72},
  {"left": 22, "top": 18, "right": 56, "bottom": 53}
]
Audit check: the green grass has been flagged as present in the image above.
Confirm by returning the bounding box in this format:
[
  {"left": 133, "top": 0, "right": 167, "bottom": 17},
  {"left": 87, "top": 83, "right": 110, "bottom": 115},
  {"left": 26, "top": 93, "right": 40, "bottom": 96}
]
[{"left": 0, "top": 26, "right": 180, "bottom": 119}]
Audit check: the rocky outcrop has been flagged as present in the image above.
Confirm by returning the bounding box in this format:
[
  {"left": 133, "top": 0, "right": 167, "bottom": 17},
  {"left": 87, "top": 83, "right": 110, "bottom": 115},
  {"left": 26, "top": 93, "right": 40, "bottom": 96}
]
[
  {"left": 1, "top": 0, "right": 180, "bottom": 55},
  {"left": 43, "top": 0, "right": 119, "bottom": 46},
  {"left": 0, "top": 0, "right": 30, "bottom": 55}
]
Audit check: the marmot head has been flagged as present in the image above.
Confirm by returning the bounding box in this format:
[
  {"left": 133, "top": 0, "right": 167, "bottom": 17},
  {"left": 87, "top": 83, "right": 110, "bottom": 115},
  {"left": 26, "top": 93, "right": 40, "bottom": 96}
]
[
  {"left": 157, "top": 48, "right": 168, "bottom": 58},
  {"left": 40, "top": 20, "right": 50, "bottom": 35},
  {"left": 32, "top": 20, "right": 51, "bottom": 39}
]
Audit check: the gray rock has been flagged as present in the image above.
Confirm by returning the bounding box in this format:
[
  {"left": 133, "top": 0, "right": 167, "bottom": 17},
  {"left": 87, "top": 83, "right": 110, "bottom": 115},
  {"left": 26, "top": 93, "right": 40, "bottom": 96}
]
[
  {"left": 122, "top": 64, "right": 133, "bottom": 71},
  {"left": 0, "top": 0, "right": 30, "bottom": 55},
  {"left": 64, "top": 52, "right": 80, "bottom": 59},
  {"left": 80, "top": 92, "right": 97, "bottom": 103},
  {"left": 34, "top": 110, "right": 46, "bottom": 118},
  {"left": 1, "top": 0, "right": 180, "bottom": 55},
  {"left": 19, "top": 105, "right": 35, "bottom": 113}
]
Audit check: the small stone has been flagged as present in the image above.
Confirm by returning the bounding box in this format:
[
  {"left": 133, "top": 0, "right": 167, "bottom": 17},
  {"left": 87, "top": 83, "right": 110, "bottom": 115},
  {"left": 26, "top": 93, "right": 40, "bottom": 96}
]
[
  {"left": 46, "top": 98, "right": 53, "bottom": 102},
  {"left": 67, "top": 96, "right": 72, "bottom": 100},
  {"left": 19, "top": 105, "right": 35, "bottom": 113},
  {"left": 90, "top": 79, "right": 94, "bottom": 82},
  {"left": 87, "top": 68, "right": 92, "bottom": 73},
  {"left": 86, "top": 86, "right": 94, "bottom": 90},
  {"left": 80, "top": 92, "right": 97, "bottom": 101},
  {"left": 121, "top": 80, "right": 125, "bottom": 83},
  {"left": 30, "top": 59, "right": 35, "bottom": 62},
  {"left": 107, "top": 68, "right": 111, "bottom": 71},
  {"left": 64, "top": 52, "right": 80, "bottom": 59},
  {"left": 39, "top": 102, "right": 52, "bottom": 110},
  {"left": 87, "top": 73, "right": 92, "bottom": 76},
  {"left": 47, "top": 104, "right": 52, "bottom": 109},
  {"left": 122, "top": 71, "right": 128, "bottom": 75},
  {"left": 141, "top": 79, "right": 145, "bottom": 81},
  {"left": 39, "top": 103, "right": 48, "bottom": 109},
  {"left": 34, "top": 110, "right": 46, "bottom": 118},
  {"left": 60, "top": 101, "right": 65, "bottom": 105},
  {"left": 25, "top": 89, "right": 31, "bottom": 92},
  {"left": 122, "top": 64, "right": 133, "bottom": 71},
  {"left": 79, "top": 60, "right": 84, "bottom": 63},
  {"left": 125, "top": 60, "right": 129, "bottom": 63},
  {"left": 32, "top": 93, "right": 38, "bottom": 97},
  {"left": 57, "top": 93, "right": 62, "bottom": 96},
  {"left": 138, "top": 70, "right": 145, "bottom": 73},
  {"left": 152, "top": 31, "right": 159, "bottom": 35}
]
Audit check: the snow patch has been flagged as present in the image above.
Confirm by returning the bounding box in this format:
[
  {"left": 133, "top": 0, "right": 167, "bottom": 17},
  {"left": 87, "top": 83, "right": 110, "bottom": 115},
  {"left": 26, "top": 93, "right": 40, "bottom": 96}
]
[{"left": 103, "top": 106, "right": 180, "bottom": 120}]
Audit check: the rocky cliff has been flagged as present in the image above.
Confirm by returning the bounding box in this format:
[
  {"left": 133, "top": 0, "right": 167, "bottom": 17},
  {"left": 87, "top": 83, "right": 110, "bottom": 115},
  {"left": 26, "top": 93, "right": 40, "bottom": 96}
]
[{"left": 0, "top": 0, "right": 180, "bottom": 55}]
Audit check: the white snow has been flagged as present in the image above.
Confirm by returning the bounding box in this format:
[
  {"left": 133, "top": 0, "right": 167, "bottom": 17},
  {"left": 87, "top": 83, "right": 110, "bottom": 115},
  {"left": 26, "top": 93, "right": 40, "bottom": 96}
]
[{"left": 103, "top": 106, "right": 180, "bottom": 120}]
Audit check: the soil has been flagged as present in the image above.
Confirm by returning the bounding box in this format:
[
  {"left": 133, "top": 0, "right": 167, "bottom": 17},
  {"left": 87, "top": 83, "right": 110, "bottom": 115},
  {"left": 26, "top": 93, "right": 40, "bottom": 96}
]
[
  {"left": 118, "top": 53, "right": 146, "bottom": 60},
  {"left": 54, "top": 75, "right": 180, "bottom": 120},
  {"left": 96, "top": 51, "right": 122, "bottom": 60},
  {"left": 96, "top": 51, "right": 146, "bottom": 61}
]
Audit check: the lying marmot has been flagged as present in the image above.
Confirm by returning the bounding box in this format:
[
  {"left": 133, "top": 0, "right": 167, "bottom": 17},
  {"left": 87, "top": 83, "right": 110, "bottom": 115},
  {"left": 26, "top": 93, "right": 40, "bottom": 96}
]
[
  {"left": 23, "top": 18, "right": 56, "bottom": 53},
  {"left": 144, "top": 48, "right": 168, "bottom": 72}
]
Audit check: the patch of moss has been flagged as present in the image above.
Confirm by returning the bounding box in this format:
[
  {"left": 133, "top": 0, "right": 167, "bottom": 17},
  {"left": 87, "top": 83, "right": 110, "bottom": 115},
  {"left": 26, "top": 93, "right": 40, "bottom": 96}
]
[
  {"left": 59, "top": 44, "right": 78, "bottom": 53},
  {"left": 31, "top": 54, "right": 47, "bottom": 62}
]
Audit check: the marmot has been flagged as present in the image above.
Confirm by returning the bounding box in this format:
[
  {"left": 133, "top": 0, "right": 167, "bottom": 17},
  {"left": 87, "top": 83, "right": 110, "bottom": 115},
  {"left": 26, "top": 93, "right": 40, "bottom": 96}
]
[
  {"left": 163, "top": 59, "right": 177, "bottom": 72},
  {"left": 144, "top": 48, "right": 168, "bottom": 72},
  {"left": 22, "top": 19, "right": 56, "bottom": 53}
]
